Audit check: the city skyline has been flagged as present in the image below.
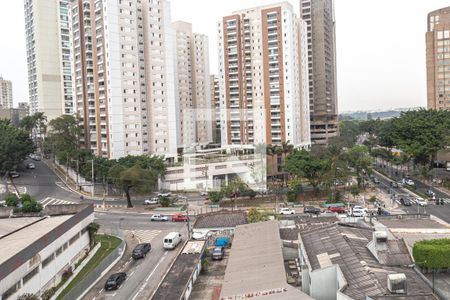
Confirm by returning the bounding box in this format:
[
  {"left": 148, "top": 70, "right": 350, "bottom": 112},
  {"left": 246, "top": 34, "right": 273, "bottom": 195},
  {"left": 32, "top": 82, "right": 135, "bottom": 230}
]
[{"left": 1, "top": 0, "right": 450, "bottom": 112}]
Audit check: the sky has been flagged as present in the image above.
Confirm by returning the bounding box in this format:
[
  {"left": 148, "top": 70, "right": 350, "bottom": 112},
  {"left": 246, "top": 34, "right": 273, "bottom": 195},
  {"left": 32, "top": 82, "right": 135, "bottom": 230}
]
[{"left": 0, "top": 0, "right": 449, "bottom": 112}]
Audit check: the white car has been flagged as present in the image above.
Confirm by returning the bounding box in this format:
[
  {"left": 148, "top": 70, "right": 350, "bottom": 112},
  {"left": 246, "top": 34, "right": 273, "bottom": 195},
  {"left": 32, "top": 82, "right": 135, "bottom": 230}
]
[
  {"left": 150, "top": 214, "right": 169, "bottom": 222},
  {"left": 405, "top": 179, "right": 415, "bottom": 186},
  {"left": 158, "top": 192, "right": 171, "bottom": 197},
  {"left": 353, "top": 205, "right": 368, "bottom": 213},
  {"left": 279, "top": 208, "right": 295, "bottom": 215},
  {"left": 200, "top": 191, "right": 208, "bottom": 196},
  {"left": 416, "top": 198, "right": 428, "bottom": 206},
  {"left": 351, "top": 209, "right": 367, "bottom": 217},
  {"left": 144, "top": 198, "right": 159, "bottom": 205},
  {"left": 27, "top": 163, "right": 36, "bottom": 169}
]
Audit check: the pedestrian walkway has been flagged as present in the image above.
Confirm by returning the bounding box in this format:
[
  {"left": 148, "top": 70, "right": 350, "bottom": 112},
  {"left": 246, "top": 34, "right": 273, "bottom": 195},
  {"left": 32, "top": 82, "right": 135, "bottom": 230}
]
[
  {"left": 39, "top": 197, "right": 75, "bottom": 207},
  {"left": 125, "top": 229, "right": 161, "bottom": 243}
]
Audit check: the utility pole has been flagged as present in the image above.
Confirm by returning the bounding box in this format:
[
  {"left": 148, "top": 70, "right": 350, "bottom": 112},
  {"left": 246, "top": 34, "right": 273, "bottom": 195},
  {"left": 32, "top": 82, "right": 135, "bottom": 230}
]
[
  {"left": 91, "top": 159, "right": 95, "bottom": 197},
  {"left": 76, "top": 159, "right": 79, "bottom": 190}
]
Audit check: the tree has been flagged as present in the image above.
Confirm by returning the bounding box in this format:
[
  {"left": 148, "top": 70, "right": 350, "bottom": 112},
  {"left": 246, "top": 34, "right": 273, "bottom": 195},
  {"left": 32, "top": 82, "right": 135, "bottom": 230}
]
[
  {"left": 346, "top": 145, "right": 372, "bottom": 188},
  {"left": 4, "top": 193, "right": 19, "bottom": 207},
  {"left": 247, "top": 208, "right": 269, "bottom": 223},
  {"left": 159, "top": 196, "right": 170, "bottom": 207},
  {"left": 87, "top": 222, "right": 100, "bottom": 247},
  {"left": 208, "top": 191, "right": 224, "bottom": 203},
  {"left": 413, "top": 239, "right": 450, "bottom": 270},
  {"left": 17, "top": 294, "right": 39, "bottom": 300},
  {"left": 0, "top": 120, "right": 35, "bottom": 172},
  {"left": 108, "top": 156, "right": 165, "bottom": 208},
  {"left": 285, "top": 149, "right": 327, "bottom": 192},
  {"left": 280, "top": 141, "right": 294, "bottom": 186}
]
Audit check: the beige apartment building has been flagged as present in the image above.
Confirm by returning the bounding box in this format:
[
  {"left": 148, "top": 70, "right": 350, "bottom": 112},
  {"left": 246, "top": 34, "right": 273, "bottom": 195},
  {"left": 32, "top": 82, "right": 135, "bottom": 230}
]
[
  {"left": 210, "top": 75, "right": 220, "bottom": 144},
  {"left": 300, "top": 0, "right": 338, "bottom": 145},
  {"left": 70, "top": 0, "right": 178, "bottom": 160},
  {"left": 172, "top": 21, "right": 213, "bottom": 150},
  {"left": 24, "top": 0, "right": 73, "bottom": 119},
  {"left": 0, "top": 76, "right": 13, "bottom": 108},
  {"left": 426, "top": 6, "right": 450, "bottom": 110},
  {"left": 218, "top": 2, "right": 311, "bottom": 149}
]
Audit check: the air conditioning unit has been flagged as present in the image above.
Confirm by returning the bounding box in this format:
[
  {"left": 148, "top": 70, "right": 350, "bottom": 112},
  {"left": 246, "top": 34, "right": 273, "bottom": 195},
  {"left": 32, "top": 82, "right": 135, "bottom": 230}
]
[
  {"left": 387, "top": 273, "right": 407, "bottom": 294},
  {"left": 374, "top": 230, "right": 388, "bottom": 243}
]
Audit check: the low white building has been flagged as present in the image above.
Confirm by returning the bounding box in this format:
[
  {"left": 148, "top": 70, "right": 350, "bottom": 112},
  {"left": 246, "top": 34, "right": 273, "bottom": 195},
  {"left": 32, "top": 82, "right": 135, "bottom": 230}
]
[{"left": 0, "top": 205, "right": 94, "bottom": 300}]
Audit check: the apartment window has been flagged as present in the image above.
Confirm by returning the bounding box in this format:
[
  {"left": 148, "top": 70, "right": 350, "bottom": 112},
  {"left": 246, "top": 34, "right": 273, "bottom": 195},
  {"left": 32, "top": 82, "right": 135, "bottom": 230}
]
[
  {"left": 3, "top": 281, "right": 21, "bottom": 299},
  {"left": 42, "top": 254, "right": 54, "bottom": 268},
  {"left": 23, "top": 267, "right": 39, "bottom": 284}
]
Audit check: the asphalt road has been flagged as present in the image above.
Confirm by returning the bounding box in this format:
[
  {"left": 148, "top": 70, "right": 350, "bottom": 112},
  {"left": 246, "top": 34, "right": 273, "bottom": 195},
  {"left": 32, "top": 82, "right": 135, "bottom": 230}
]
[
  {"left": 86, "top": 212, "right": 188, "bottom": 300},
  {"left": 372, "top": 168, "right": 450, "bottom": 224}
]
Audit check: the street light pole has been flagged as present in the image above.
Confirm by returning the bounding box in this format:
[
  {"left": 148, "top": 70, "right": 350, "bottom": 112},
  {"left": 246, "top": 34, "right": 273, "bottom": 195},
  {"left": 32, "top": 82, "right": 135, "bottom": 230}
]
[{"left": 91, "top": 159, "right": 95, "bottom": 197}]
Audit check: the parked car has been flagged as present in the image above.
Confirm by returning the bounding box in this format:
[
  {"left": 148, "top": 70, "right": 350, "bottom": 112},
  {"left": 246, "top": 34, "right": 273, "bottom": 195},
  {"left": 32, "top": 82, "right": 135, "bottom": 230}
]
[
  {"left": 400, "top": 198, "right": 412, "bottom": 206},
  {"left": 211, "top": 246, "right": 225, "bottom": 260},
  {"left": 279, "top": 208, "right": 295, "bottom": 215},
  {"left": 132, "top": 243, "right": 151, "bottom": 259},
  {"left": 200, "top": 191, "right": 208, "bottom": 196},
  {"left": 405, "top": 179, "right": 415, "bottom": 186},
  {"left": 150, "top": 214, "right": 169, "bottom": 222},
  {"left": 328, "top": 206, "right": 346, "bottom": 214},
  {"left": 172, "top": 213, "right": 188, "bottom": 222},
  {"left": 9, "top": 171, "right": 19, "bottom": 178},
  {"left": 163, "top": 232, "right": 182, "bottom": 249},
  {"left": 29, "top": 154, "right": 41, "bottom": 161},
  {"left": 390, "top": 181, "right": 399, "bottom": 188},
  {"left": 104, "top": 272, "right": 127, "bottom": 290},
  {"left": 144, "top": 198, "right": 159, "bottom": 205},
  {"left": 158, "top": 192, "right": 171, "bottom": 197},
  {"left": 351, "top": 209, "right": 366, "bottom": 217},
  {"left": 416, "top": 198, "right": 428, "bottom": 206},
  {"left": 425, "top": 189, "right": 436, "bottom": 198},
  {"left": 435, "top": 198, "right": 445, "bottom": 205},
  {"left": 304, "top": 206, "right": 321, "bottom": 215},
  {"left": 26, "top": 163, "right": 36, "bottom": 169}
]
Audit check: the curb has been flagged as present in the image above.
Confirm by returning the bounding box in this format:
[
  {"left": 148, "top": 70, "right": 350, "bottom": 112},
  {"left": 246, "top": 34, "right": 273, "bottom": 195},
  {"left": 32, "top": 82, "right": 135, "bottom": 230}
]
[{"left": 76, "top": 238, "right": 127, "bottom": 300}]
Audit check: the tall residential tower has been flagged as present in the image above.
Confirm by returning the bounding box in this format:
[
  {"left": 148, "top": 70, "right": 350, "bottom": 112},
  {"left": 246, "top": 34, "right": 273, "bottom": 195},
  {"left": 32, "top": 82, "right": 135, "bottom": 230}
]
[
  {"left": 300, "top": 0, "right": 338, "bottom": 145},
  {"left": 24, "top": 0, "right": 73, "bottom": 120},
  {"left": 0, "top": 76, "right": 13, "bottom": 108},
  {"left": 426, "top": 6, "right": 450, "bottom": 110},
  {"left": 218, "top": 2, "right": 311, "bottom": 148}
]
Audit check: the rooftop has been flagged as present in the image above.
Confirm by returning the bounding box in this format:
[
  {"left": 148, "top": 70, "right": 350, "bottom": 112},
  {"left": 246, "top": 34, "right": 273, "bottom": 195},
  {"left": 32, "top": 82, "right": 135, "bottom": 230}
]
[
  {"left": 220, "top": 221, "right": 313, "bottom": 300},
  {"left": 379, "top": 218, "right": 448, "bottom": 229},
  {"left": 0, "top": 215, "right": 72, "bottom": 266},
  {"left": 300, "top": 224, "right": 436, "bottom": 300},
  {"left": 0, "top": 216, "right": 42, "bottom": 238},
  {"left": 151, "top": 240, "right": 206, "bottom": 300},
  {"left": 193, "top": 210, "right": 247, "bottom": 229}
]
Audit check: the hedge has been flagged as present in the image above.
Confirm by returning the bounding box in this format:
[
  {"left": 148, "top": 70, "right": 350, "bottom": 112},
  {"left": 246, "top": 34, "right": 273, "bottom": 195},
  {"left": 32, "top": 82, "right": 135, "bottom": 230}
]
[{"left": 412, "top": 239, "right": 450, "bottom": 269}]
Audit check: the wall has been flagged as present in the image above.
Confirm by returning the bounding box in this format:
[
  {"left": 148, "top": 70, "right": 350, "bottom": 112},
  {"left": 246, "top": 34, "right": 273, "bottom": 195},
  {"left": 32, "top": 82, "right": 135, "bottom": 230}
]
[{"left": 310, "top": 266, "right": 338, "bottom": 300}]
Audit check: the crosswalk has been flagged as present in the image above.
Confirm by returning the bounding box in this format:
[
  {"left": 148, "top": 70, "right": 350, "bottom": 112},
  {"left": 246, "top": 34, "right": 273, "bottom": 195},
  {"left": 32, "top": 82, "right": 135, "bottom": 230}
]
[
  {"left": 39, "top": 197, "right": 75, "bottom": 207},
  {"left": 125, "top": 229, "right": 161, "bottom": 243}
]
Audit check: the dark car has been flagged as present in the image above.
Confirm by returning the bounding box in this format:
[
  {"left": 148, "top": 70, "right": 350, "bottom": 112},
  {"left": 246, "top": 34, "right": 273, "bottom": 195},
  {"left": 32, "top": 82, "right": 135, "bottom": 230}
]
[
  {"left": 211, "top": 246, "right": 225, "bottom": 260},
  {"left": 304, "top": 206, "right": 321, "bottom": 215},
  {"left": 104, "top": 272, "right": 127, "bottom": 290},
  {"left": 400, "top": 198, "right": 411, "bottom": 206},
  {"left": 372, "top": 177, "right": 380, "bottom": 184},
  {"left": 435, "top": 198, "right": 445, "bottom": 205},
  {"left": 132, "top": 243, "right": 151, "bottom": 259}
]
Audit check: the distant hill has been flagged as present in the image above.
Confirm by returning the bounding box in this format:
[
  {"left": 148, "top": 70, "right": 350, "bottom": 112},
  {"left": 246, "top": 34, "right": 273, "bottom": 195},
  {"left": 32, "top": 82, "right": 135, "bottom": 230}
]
[{"left": 339, "top": 107, "right": 424, "bottom": 120}]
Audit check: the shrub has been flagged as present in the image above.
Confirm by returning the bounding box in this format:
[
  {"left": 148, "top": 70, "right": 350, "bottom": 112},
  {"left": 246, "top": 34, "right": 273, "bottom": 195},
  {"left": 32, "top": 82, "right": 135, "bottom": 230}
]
[
  {"left": 41, "top": 287, "right": 57, "bottom": 300},
  {"left": 241, "top": 189, "right": 256, "bottom": 199},
  {"left": 159, "top": 197, "right": 170, "bottom": 207},
  {"left": 208, "top": 191, "right": 224, "bottom": 203},
  {"left": 5, "top": 193, "right": 19, "bottom": 207},
  {"left": 413, "top": 239, "right": 450, "bottom": 269}
]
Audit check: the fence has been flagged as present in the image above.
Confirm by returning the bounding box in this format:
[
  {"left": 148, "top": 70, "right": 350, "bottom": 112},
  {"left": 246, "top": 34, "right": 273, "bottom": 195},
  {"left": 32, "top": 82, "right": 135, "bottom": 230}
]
[{"left": 61, "top": 239, "right": 125, "bottom": 300}]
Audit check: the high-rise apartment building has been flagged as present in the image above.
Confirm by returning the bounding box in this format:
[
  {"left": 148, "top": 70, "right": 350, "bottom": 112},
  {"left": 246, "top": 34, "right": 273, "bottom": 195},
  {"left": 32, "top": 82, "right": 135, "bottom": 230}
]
[
  {"left": 300, "top": 0, "right": 338, "bottom": 145},
  {"left": 426, "top": 6, "right": 450, "bottom": 110},
  {"left": 210, "top": 75, "right": 221, "bottom": 144},
  {"left": 0, "top": 76, "right": 13, "bottom": 108},
  {"left": 70, "top": 0, "right": 178, "bottom": 160},
  {"left": 172, "top": 21, "right": 212, "bottom": 149},
  {"left": 24, "top": 0, "right": 73, "bottom": 119},
  {"left": 218, "top": 2, "right": 311, "bottom": 148}
]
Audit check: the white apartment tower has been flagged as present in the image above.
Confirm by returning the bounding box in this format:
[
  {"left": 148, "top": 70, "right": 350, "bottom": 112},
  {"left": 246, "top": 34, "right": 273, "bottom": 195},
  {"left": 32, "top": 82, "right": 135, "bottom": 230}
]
[
  {"left": 218, "top": 2, "right": 311, "bottom": 148},
  {"left": 24, "top": 0, "right": 73, "bottom": 119},
  {"left": 172, "top": 21, "right": 212, "bottom": 150},
  {"left": 70, "top": 0, "right": 178, "bottom": 159},
  {"left": 0, "top": 76, "right": 13, "bottom": 108},
  {"left": 210, "top": 75, "right": 221, "bottom": 144}
]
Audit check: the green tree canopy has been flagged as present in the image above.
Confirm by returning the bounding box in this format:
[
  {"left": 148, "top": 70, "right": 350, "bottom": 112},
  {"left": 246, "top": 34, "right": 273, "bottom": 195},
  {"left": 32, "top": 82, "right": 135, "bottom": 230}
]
[
  {"left": 0, "top": 120, "right": 35, "bottom": 172},
  {"left": 413, "top": 239, "right": 450, "bottom": 269},
  {"left": 285, "top": 149, "right": 327, "bottom": 191}
]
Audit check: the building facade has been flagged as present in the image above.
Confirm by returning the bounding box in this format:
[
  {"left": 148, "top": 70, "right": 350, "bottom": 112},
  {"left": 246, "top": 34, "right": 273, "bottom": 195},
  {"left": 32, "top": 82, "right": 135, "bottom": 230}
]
[
  {"left": 210, "top": 75, "right": 221, "bottom": 144},
  {"left": 0, "top": 76, "right": 13, "bottom": 108},
  {"left": 172, "top": 21, "right": 213, "bottom": 150},
  {"left": 69, "top": 0, "right": 179, "bottom": 160},
  {"left": 24, "top": 0, "right": 73, "bottom": 120},
  {"left": 426, "top": 6, "right": 450, "bottom": 110},
  {"left": 300, "top": 0, "right": 338, "bottom": 145},
  {"left": 218, "top": 2, "right": 311, "bottom": 149}
]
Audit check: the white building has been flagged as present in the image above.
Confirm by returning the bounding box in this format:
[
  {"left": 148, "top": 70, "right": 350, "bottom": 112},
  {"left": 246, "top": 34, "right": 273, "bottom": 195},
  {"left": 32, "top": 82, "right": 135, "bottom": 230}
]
[
  {"left": 172, "top": 21, "right": 213, "bottom": 150},
  {"left": 217, "top": 2, "right": 311, "bottom": 148},
  {"left": 69, "top": 0, "right": 179, "bottom": 160},
  {"left": 0, "top": 205, "right": 94, "bottom": 300},
  {"left": 0, "top": 77, "right": 13, "bottom": 109},
  {"left": 24, "top": 0, "right": 73, "bottom": 119}
]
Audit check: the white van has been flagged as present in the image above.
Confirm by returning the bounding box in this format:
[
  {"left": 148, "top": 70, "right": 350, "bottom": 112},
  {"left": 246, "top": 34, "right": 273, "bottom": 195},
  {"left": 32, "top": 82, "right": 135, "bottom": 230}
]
[{"left": 163, "top": 232, "right": 182, "bottom": 250}]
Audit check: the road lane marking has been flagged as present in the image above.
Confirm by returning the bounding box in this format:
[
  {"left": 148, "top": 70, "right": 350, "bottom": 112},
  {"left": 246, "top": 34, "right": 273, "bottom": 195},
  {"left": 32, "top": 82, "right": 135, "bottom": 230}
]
[{"left": 131, "top": 251, "right": 168, "bottom": 300}]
